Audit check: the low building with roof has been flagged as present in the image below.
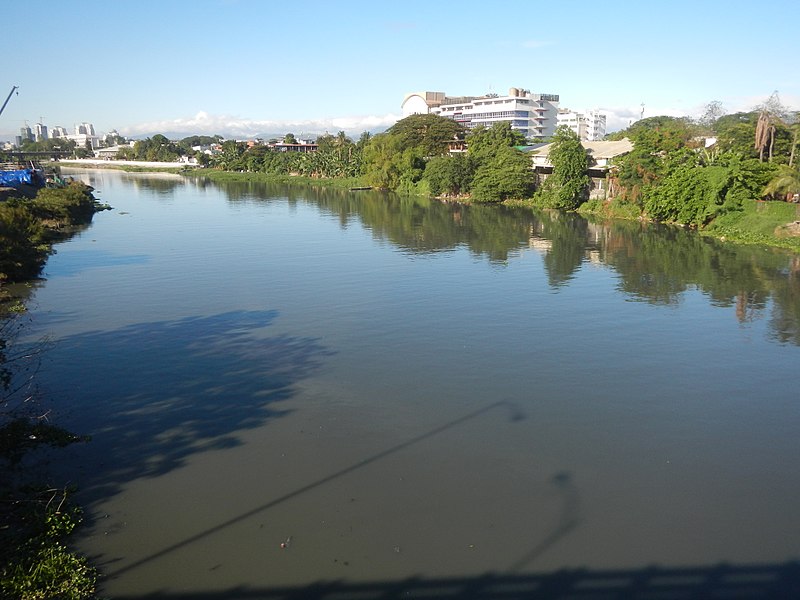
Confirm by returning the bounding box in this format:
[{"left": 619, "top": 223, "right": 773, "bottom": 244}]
[{"left": 530, "top": 138, "right": 634, "bottom": 199}]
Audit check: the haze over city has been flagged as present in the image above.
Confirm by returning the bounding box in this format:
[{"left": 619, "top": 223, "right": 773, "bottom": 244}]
[{"left": 3, "top": 0, "right": 798, "bottom": 141}]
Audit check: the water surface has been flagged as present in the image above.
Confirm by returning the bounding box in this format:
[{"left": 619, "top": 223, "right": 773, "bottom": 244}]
[{"left": 24, "top": 169, "right": 800, "bottom": 597}]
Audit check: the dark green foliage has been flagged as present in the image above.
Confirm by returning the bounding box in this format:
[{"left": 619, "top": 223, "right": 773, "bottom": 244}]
[
  {"left": 0, "top": 182, "right": 107, "bottom": 285},
  {"left": 179, "top": 135, "right": 222, "bottom": 151},
  {"left": 0, "top": 204, "right": 47, "bottom": 282},
  {"left": 423, "top": 153, "right": 475, "bottom": 196},
  {"left": 642, "top": 164, "right": 745, "bottom": 226},
  {"left": 385, "top": 113, "right": 466, "bottom": 156},
  {"left": 466, "top": 122, "right": 526, "bottom": 160},
  {"left": 362, "top": 136, "right": 424, "bottom": 190},
  {"left": 29, "top": 181, "right": 104, "bottom": 225},
  {"left": 118, "top": 134, "right": 183, "bottom": 162},
  {"left": 466, "top": 122, "right": 534, "bottom": 202},
  {"left": 471, "top": 146, "right": 534, "bottom": 202},
  {"left": 609, "top": 115, "right": 699, "bottom": 152},
  {"left": 534, "top": 126, "right": 589, "bottom": 210}
]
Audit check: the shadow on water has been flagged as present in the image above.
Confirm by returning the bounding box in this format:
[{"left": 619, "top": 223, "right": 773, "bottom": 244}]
[
  {"left": 43, "top": 310, "right": 332, "bottom": 501},
  {"left": 108, "top": 561, "right": 800, "bottom": 599},
  {"left": 104, "top": 400, "right": 529, "bottom": 579}
]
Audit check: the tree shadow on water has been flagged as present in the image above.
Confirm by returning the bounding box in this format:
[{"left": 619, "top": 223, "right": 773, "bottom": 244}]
[{"left": 45, "top": 310, "right": 333, "bottom": 502}]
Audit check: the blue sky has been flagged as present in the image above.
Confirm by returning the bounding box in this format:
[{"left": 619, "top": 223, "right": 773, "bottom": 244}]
[{"left": 3, "top": 0, "right": 798, "bottom": 140}]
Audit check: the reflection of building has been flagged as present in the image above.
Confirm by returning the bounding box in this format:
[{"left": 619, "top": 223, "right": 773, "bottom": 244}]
[
  {"left": 557, "top": 109, "right": 606, "bottom": 141},
  {"left": 402, "top": 87, "right": 560, "bottom": 140},
  {"left": 531, "top": 138, "right": 634, "bottom": 199}
]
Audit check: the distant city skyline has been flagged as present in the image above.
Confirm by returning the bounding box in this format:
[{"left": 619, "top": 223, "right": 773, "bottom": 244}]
[{"left": 2, "top": 0, "right": 798, "bottom": 141}]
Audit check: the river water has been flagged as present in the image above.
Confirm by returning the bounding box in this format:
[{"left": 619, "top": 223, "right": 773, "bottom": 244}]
[{"left": 21, "top": 169, "right": 800, "bottom": 597}]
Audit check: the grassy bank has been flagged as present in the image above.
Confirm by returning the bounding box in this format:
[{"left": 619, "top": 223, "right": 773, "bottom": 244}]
[
  {"left": 577, "top": 197, "right": 800, "bottom": 252},
  {"left": 703, "top": 200, "right": 800, "bottom": 250}
]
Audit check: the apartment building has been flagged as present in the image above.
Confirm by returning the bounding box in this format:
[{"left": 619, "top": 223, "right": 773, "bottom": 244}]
[
  {"left": 402, "top": 87, "right": 561, "bottom": 140},
  {"left": 556, "top": 109, "right": 607, "bottom": 141}
]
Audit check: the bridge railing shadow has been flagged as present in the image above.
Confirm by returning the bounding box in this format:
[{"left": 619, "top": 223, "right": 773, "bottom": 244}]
[{"left": 109, "top": 560, "right": 800, "bottom": 599}]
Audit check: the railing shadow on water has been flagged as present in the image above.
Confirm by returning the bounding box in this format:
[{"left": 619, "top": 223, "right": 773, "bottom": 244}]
[
  {"left": 108, "top": 561, "right": 800, "bottom": 599},
  {"left": 100, "top": 400, "right": 529, "bottom": 580}
]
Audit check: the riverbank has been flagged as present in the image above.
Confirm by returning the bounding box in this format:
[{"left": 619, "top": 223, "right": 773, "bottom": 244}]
[
  {"left": 575, "top": 197, "right": 800, "bottom": 252},
  {"left": 56, "top": 158, "right": 199, "bottom": 174},
  {"left": 52, "top": 162, "right": 800, "bottom": 253}
]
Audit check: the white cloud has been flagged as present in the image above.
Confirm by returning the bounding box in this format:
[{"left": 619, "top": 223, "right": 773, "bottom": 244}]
[
  {"left": 521, "top": 39, "right": 551, "bottom": 49},
  {"left": 119, "top": 111, "right": 401, "bottom": 139}
]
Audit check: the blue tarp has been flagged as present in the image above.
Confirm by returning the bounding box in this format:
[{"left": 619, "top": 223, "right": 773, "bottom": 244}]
[{"left": 0, "top": 168, "right": 45, "bottom": 188}]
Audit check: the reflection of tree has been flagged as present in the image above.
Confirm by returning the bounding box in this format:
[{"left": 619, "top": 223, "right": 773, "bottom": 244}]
[
  {"left": 535, "top": 211, "right": 590, "bottom": 287},
  {"left": 210, "top": 179, "right": 537, "bottom": 263},
  {"left": 768, "top": 256, "right": 800, "bottom": 344},
  {"left": 206, "top": 179, "right": 800, "bottom": 345}
]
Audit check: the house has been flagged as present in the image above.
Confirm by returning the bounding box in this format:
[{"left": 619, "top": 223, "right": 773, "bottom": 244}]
[
  {"left": 530, "top": 138, "right": 634, "bottom": 199},
  {"left": 94, "top": 144, "right": 129, "bottom": 159}
]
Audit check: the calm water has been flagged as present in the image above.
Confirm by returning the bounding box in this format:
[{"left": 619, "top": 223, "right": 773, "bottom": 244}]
[{"left": 22, "top": 169, "right": 800, "bottom": 597}]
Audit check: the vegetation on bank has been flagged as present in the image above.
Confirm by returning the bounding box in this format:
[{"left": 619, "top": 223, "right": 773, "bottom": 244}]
[
  {"left": 43, "top": 90, "right": 800, "bottom": 250},
  {"left": 1, "top": 181, "right": 110, "bottom": 287},
  {"left": 1, "top": 182, "right": 106, "bottom": 599}
]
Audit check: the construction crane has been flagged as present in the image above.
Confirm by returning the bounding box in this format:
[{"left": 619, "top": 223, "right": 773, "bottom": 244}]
[{"left": 0, "top": 85, "right": 19, "bottom": 118}]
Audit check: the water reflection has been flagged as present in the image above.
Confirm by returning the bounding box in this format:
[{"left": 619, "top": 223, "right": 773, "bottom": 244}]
[{"left": 203, "top": 178, "right": 800, "bottom": 345}]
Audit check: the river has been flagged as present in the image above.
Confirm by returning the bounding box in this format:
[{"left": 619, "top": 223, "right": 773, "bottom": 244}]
[{"left": 21, "top": 169, "right": 800, "bottom": 598}]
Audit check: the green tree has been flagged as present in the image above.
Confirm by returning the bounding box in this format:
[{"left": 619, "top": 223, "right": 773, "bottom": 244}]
[
  {"left": 641, "top": 164, "right": 747, "bottom": 226},
  {"left": 385, "top": 113, "right": 465, "bottom": 156},
  {"left": 424, "top": 153, "right": 476, "bottom": 197},
  {"left": 466, "top": 122, "right": 526, "bottom": 161},
  {"left": 471, "top": 145, "right": 534, "bottom": 202},
  {"left": 463, "top": 122, "right": 533, "bottom": 202},
  {"left": 534, "top": 126, "right": 589, "bottom": 210},
  {"left": 362, "top": 135, "right": 424, "bottom": 190},
  {"left": 283, "top": 133, "right": 298, "bottom": 144},
  {"left": 0, "top": 204, "right": 46, "bottom": 282},
  {"left": 763, "top": 165, "right": 800, "bottom": 200}
]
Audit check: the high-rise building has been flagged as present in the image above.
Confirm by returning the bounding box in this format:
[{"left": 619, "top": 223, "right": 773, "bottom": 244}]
[
  {"left": 75, "top": 122, "right": 95, "bottom": 136},
  {"left": 402, "top": 87, "right": 560, "bottom": 140},
  {"left": 35, "top": 122, "right": 48, "bottom": 141},
  {"left": 19, "top": 125, "right": 33, "bottom": 143}
]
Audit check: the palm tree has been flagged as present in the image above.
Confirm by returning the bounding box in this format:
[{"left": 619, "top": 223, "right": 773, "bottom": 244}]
[
  {"left": 755, "top": 111, "right": 776, "bottom": 162},
  {"left": 763, "top": 165, "right": 800, "bottom": 201}
]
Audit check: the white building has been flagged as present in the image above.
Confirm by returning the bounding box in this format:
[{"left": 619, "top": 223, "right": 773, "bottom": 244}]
[
  {"left": 556, "top": 109, "right": 607, "bottom": 141},
  {"left": 75, "top": 122, "right": 95, "bottom": 136},
  {"left": 66, "top": 122, "right": 100, "bottom": 149},
  {"left": 402, "top": 87, "right": 560, "bottom": 140},
  {"left": 35, "top": 122, "right": 48, "bottom": 141}
]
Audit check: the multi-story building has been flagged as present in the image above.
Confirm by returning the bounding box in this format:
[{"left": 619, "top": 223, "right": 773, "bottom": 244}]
[
  {"left": 51, "top": 126, "right": 69, "bottom": 138},
  {"left": 19, "top": 125, "right": 33, "bottom": 143},
  {"left": 75, "top": 123, "right": 95, "bottom": 136},
  {"left": 67, "top": 122, "right": 99, "bottom": 149},
  {"left": 556, "top": 109, "right": 606, "bottom": 141},
  {"left": 35, "top": 122, "right": 48, "bottom": 141},
  {"left": 402, "top": 87, "right": 560, "bottom": 140}
]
